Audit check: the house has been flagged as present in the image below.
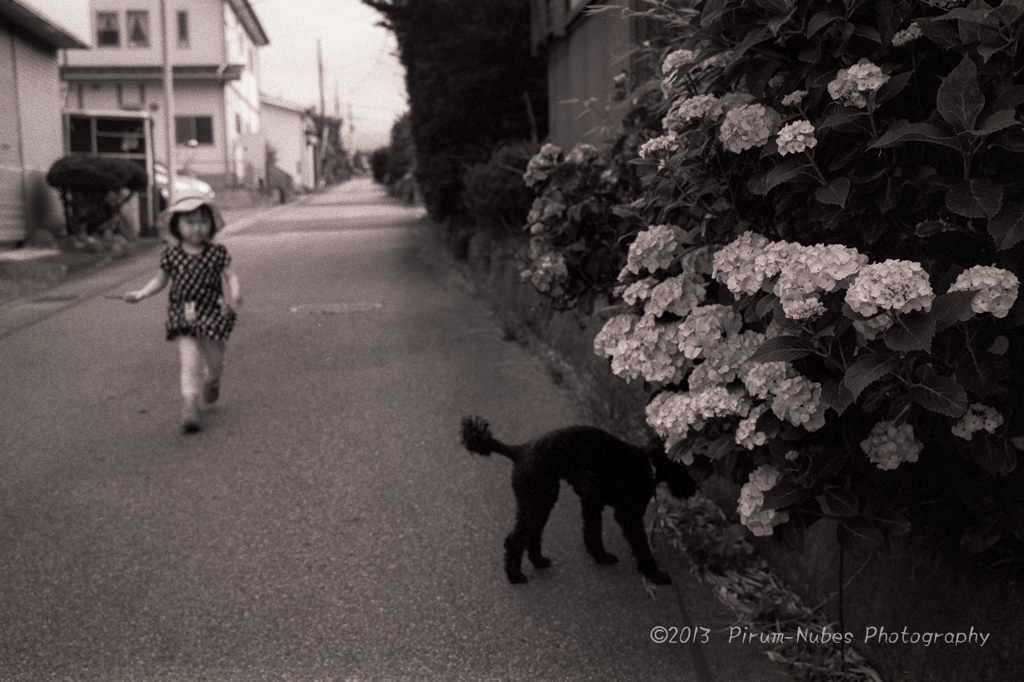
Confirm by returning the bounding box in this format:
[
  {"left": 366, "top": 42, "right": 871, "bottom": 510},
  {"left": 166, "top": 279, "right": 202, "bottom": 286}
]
[
  {"left": 60, "top": 0, "right": 269, "bottom": 190},
  {"left": 260, "top": 93, "right": 315, "bottom": 193},
  {"left": 530, "top": 0, "right": 651, "bottom": 149},
  {"left": 1, "top": 0, "right": 89, "bottom": 246}
]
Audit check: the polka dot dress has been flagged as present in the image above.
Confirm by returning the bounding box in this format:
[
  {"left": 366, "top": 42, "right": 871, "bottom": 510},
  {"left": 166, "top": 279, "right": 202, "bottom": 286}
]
[{"left": 160, "top": 243, "right": 236, "bottom": 341}]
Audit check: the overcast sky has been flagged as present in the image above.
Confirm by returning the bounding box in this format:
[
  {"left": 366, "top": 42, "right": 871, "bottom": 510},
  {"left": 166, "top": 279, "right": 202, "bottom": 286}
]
[
  {"left": 253, "top": 0, "right": 409, "bottom": 152},
  {"left": 24, "top": 0, "right": 408, "bottom": 153}
]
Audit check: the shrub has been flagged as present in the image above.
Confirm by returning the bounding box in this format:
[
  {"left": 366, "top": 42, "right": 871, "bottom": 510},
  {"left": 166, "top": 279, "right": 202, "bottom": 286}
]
[{"left": 521, "top": 0, "right": 1024, "bottom": 566}]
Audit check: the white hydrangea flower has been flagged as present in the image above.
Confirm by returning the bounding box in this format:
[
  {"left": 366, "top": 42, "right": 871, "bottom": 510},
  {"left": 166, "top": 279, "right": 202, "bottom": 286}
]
[
  {"left": 738, "top": 465, "right": 789, "bottom": 536},
  {"left": 951, "top": 404, "right": 1004, "bottom": 441},
  {"left": 773, "top": 243, "right": 867, "bottom": 319},
  {"left": 736, "top": 403, "right": 770, "bottom": 450},
  {"left": 523, "top": 143, "right": 563, "bottom": 187},
  {"left": 892, "top": 23, "right": 922, "bottom": 47},
  {"left": 594, "top": 314, "right": 692, "bottom": 385},
  {"left": 947, "top": 265, "right": 1019, "bottom": 319},
  {"left": 639, "top": 133, "right": 680, "bottom": 160},
  {"left": 845, "top": 259, "right": 935, "bottom": 317},
  {"left": 564, "top": 143, "right": 600, "bottom": 165},
  {"left": 663, "top": 94, "right": 720, "bottom": 132},
  {"left": 662, "top": 48, "right": 697, "bottom": 75},
  {"left": 741, "top": 360, "right": 794, "bottom": 400},
  {"left": 646, "top": 387, "right": 751, "bottom": 454},
  {"left": 623, "top": 224, "right": 688, "bottom": 276},
  {"left": 827, "top": 59, "right": 890, "bottom": 108},
  {"left": 861, "top": 421, "right": 923, "bottom": 470},
  {"left": 677, "top": 305, "right": 744, "bottom": 360},
  {"left": 688, "top": 331, "right": 766, "bottom": 391},
  {"left": 780, "top": 90, "right": 807, "bottom": 107},
  {"left": 770, "top": 374, "right": 826, "bottom": 431},
  {"left": 720, "top": 103, "right": 782, "bottom": 153},
  {"left": 647, "top": 274, "right": 707, "bottom": 318},
  {"left": 852, "top": 313, "right": 894, "bottom": 340},
  {"left": 713, "top": 232, "right": 773, "bottom": 296},
  {"left": 621, "top": 277, "right": 658, "bottom": 305},
  {"left": 520, "top": 238, "right": 568, "bottom": 292},
  {"left": 776, "top": 120, "right": 817, "bottom": 156}
]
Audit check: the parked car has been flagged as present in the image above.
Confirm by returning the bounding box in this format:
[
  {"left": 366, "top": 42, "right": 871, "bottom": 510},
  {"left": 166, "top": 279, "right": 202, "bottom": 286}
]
[{"left": 153, "top": 163, "right": 215, "bottom": 211}]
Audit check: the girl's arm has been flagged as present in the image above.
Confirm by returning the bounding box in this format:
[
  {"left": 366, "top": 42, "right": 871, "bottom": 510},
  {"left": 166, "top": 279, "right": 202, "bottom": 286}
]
[
  {"left": 222, "top": 267, "right": 242, "bottom": 310},
  {"left": 124, "top": 270, "right": 169, "bottom": 303}
]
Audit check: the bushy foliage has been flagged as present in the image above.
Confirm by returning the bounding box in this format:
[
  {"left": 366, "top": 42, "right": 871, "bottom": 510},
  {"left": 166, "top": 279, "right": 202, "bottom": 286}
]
[
  {"left": 362, "top": 0, "right": 547, "bottom": 221},
  {"left": 461, "top": 142, "right": 540, "bottom": 238},
  {"left": 521, "top": 0, "right": 1024, "bottom": 565}
]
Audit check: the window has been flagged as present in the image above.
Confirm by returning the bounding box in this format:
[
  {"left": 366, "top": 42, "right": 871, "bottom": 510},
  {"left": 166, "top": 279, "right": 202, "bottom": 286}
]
[
  {"left": 177, "top": 11, "right": 189, "bottom": 48},
  {"left": 126, "top": 11, "right": 150, "bottom": 48},
  {"left": 175, "top": 116, "right": 214, "bottom": 145},
  {"left": 96, "top": 12, "right": 119, "bottom": 47}
]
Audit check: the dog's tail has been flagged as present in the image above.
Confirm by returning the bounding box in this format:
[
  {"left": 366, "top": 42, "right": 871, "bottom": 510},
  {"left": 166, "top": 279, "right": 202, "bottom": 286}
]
[{"left": 460, "top": 416, "right": 519, "bottom": 460}]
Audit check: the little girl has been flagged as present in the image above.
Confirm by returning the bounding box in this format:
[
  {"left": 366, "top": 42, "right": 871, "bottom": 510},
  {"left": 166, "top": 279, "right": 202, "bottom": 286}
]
[{"left": 125, "top": 194, "right": 242, "bottom": 433}]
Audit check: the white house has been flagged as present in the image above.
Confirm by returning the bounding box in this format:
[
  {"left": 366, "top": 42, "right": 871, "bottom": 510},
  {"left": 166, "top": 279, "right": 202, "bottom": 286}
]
[
  {"left": 1, "top": 0, "right": 90, "bottom": 245},
  {"left": 60, "top": 0, "right": 269, "bottom": 189},
  {"left": 260, "top": 93, "right": 315, "bottom": 192}
]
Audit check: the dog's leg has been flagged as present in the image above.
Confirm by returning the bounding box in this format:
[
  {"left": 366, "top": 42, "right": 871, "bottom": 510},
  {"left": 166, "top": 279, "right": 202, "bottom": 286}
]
[
  {"left": 614, "top": 506, "right": 671, "bottom": 585},
  {"left": 581, "top": 498, "right": 618, "bottom": 565},
  {"left": 504, "top": 480, "right": 558, "bottom": 583}
]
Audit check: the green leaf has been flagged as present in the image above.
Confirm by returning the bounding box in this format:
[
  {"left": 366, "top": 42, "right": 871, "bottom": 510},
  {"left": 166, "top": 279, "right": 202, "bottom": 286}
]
[
  {"left": 917, "top": 18, "right": 959, "bottom": 48},
  {"left": 780, "top": 512, "right": 806, "bottom": 552},
  {"left": 931, "top": 290, "right": 977, "bottom": 330},
  {"left": 869, "top": 121, "right": 961, "bottom": 151},
  {"left": 945, "top": 179, "right": 1003, "bottom": 219},
  {"left": 837, "top": 517, "right": 885, "bottom": 555},
  {"left": 843, "top": 353, "right": 900, "bottom": 399},
  {"left": 746, "top": 335, "right": 818, "bottom": 363},
  {"left": 960, "top": 516, "right": 1002, "bottom": 554},
  {"left": 817, "top": 487, "right": 859, "bottom": 517},
  {"left": 815, "top": 177, "right": 851, "bottom": 207},
  {"left": 768, "top": 156, "right": 810, "bottom": 189},
  {"left": 937, "top": 57, "right": 984, "bottom": 132},
  {"left": 955, "top": 347, "right": 999, "bottom": 397},
  {"left": 988, "top": 202, "right": 1024, "bottom": 250},
  {"left": 874, "top": 71, "right": 913, "bottom": 105},
  {"left": 967, "top": 109, "right": 1018, "bottom": 136},
  {"left": 762, "top": 483, "right": 813, "bottom": 511},
  {"left": 883, "top": 310, "right": 937, "bottom": 352},
  {"left": 972, "top": 436, "right": 1018, "bottom": 477},
  {"left": 910, "top": 374, "right": 969, "bottom": 417},
  {"left": 821, "top": 377, "right": 854, "bottom": 415},
  {"left": 817, "top": 107, "right": 868, "bottom": 132},
  {"left": 874, "top": 511, "right": 912, "bottom": 538},
  {"left": 807, "top": 11, "right": 839, "bottom": 37}
]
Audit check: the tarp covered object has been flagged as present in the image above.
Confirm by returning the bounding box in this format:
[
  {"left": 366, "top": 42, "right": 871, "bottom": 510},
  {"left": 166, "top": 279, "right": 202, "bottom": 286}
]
[{"left": 46, "top": 156, "right": 148, "bottom": 193}]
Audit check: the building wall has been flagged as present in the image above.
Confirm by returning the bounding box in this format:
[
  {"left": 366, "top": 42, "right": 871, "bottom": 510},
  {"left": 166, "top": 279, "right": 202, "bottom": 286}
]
[
  {"left": 66, "top": 0, "right": 225, "bottom": 68},
  {"left": 1, "top": 19, "right": 67, "bottom": 243},
  {"left": 62, "top": 0, "right": 266, "bottom": 188},
  {"left": 545, "top": 0, "right": 631, "bottom": 150},
  {"left": 261, "top": 101, "right": 314, "bottom": 190}
]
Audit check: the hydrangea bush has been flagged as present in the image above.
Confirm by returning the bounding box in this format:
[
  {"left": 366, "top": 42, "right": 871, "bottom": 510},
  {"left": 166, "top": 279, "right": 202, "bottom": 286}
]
[{"left": 522, "top": 0, "right": 1024, "bottom": 561}]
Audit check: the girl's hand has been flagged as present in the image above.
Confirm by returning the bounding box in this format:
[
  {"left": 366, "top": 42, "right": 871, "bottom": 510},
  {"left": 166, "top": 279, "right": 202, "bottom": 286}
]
[{"left": 124, "top": 291, "right": 143, "bottom": 303}]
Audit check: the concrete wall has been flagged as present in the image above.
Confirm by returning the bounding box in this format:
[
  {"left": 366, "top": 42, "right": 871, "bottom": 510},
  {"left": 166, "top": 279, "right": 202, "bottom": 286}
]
[{"left": 261, "top": 100, "right": 313, "bottom": 190}]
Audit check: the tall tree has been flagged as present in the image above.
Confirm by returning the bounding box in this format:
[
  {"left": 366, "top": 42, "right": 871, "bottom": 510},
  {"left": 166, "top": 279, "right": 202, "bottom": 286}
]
[{"left": 361, "top": 0, "right": 546, "bottom": 220}]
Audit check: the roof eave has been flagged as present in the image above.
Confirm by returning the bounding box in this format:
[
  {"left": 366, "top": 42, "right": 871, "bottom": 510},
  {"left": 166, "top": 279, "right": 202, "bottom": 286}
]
[{"left": 0, "top": 0, "right": 89, "bottom": 49}]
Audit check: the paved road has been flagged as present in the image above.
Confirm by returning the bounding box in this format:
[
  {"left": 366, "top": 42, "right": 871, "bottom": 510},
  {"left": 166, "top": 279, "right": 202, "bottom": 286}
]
[{"left": 0, "top": 178, "right": 788, "bottom": 681}]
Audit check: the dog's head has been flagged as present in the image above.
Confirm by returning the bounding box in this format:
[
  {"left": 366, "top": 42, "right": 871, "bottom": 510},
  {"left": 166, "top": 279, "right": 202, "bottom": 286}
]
[{"left": 646, "top": 439, "right": 698, "bottom": 499}]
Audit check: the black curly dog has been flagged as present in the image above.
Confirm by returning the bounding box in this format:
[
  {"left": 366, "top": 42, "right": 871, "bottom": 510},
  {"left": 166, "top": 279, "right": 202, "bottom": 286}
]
[{"left": 460, "top": 416, "right": 696, "bottom": 585}]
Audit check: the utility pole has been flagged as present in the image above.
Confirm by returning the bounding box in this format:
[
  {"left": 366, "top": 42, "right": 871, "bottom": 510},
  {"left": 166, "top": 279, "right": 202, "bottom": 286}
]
[
  {"left": 316, "top": 39, "right": 325, "bottom": 187},
  {"left": 160, "top": 0, "right": 176, "bottom": 205}
]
